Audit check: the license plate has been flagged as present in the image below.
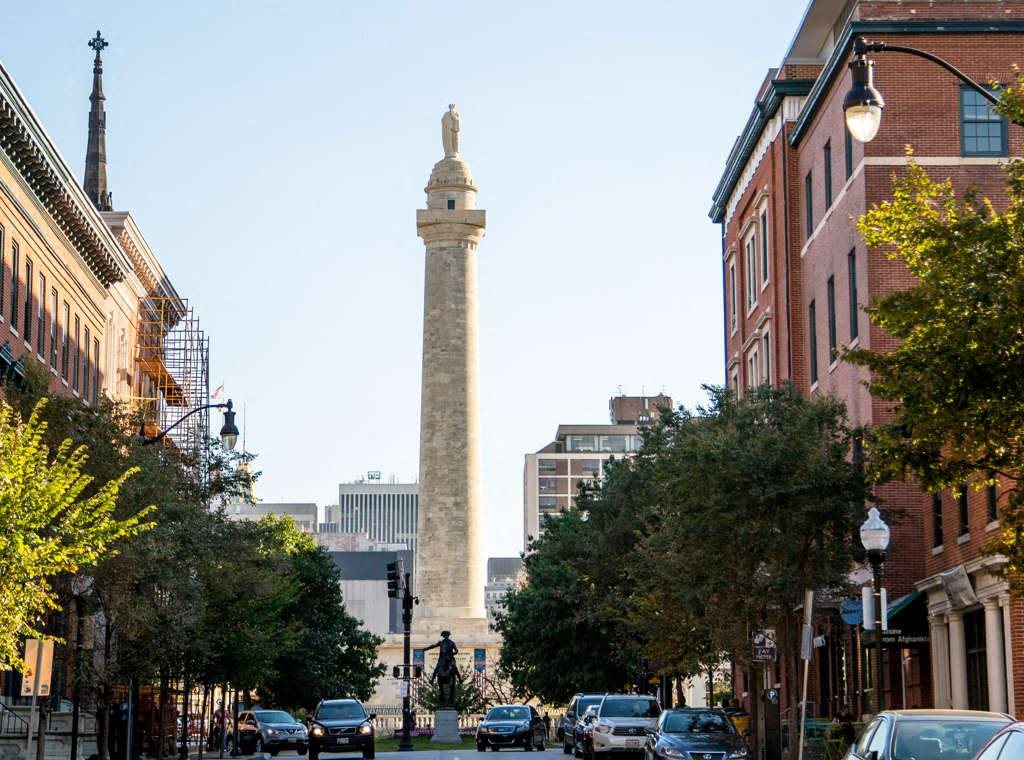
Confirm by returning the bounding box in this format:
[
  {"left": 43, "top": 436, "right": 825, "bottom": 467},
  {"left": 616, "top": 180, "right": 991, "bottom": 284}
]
[
  {"left": 625, "top": 739, "right": 641, "bottom": 748},
  {"left": 336, "top": 738, "right": 349, "bottom": 745}
]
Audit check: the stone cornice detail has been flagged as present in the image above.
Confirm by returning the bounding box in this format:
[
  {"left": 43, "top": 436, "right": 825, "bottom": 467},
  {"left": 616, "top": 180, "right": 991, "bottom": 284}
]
[{"left": 0, "top": 63, "right": 129, "bottom": 286}]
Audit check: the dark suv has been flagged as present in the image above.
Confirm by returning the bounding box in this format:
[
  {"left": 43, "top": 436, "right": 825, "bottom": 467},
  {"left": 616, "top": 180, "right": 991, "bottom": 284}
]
[
  {"left": 308, "top": 699, "right": 376, "bottom": 760},
  {"left": 560, "top": 693, "right": 605, "bottom": 754}
]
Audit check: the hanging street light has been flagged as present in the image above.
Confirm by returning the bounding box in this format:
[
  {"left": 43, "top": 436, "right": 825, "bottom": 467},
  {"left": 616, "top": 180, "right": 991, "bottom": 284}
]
[{"left": 141, "top": 398, "right": 240, "bottom": 450}]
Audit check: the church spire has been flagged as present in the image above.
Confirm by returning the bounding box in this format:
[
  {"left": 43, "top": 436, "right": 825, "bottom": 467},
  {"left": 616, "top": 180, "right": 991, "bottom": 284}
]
[{"left": 84, "top": 30, "right": 112, "bottom": 212}]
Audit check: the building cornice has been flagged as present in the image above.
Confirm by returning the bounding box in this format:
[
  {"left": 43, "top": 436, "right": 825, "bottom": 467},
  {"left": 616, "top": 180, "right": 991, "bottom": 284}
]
[
  {"left": 710, "top": 78, "right": 814, "bottom": 224},
  {"left": 0, "top": 62, "right": 130, "bottom": 286},
  {"left": 788, "top": 19, "right": 1024, "bottom": 148}
]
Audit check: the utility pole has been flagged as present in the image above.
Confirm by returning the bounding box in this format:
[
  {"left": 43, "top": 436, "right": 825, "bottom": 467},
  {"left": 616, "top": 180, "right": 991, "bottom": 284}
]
[{"left": 387, "top": 560, "right": 419, "bottom": 752}]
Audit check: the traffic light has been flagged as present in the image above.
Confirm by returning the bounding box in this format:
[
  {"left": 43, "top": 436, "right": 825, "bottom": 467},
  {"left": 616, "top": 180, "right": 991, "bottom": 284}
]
[
  {"left": 414, "top": 665, "right": 423, "bottom": 679},
  {"left": 386, "top": 561, "right": 402, "bottom": 598},
  {"left": 393, "top": 665, "right": 401, "bottom": 679}
]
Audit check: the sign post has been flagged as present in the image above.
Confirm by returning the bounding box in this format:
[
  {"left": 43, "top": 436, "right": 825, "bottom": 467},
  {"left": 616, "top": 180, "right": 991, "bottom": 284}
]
[{"left": 22, "top": 639, "right": 53, "bottom": 760}]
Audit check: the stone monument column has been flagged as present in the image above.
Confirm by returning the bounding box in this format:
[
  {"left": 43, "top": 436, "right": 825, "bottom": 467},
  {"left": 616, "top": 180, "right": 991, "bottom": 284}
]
[{"left": 414, "top": 105, "right": 486, "bottom": 625}]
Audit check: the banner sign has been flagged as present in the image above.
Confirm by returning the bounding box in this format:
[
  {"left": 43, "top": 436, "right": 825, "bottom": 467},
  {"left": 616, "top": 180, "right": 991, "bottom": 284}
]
[
  {"left": 753, "top": 629, "right": 777, "bottom": 661},
  {"left": 474, "top": 648, "right": 486, "bottom": 673},
  {"left": 21, "top": 639, "right": 53, "bottom": 697}
]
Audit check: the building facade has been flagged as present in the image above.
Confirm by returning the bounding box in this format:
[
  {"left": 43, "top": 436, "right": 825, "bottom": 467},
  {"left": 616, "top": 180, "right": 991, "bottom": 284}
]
[
  {"left": 484, "top": 557, "right": 523, "bottom": 631},
  {"left": 710, "top": 0, "right": 1024, "bottom": 720},
  {"left": 323, "top": 482, "right": 419, "bottom": 555},
  {"left": 523, "top": 394, "right": 672, "bottom": 547},
  {"left": 226, "top": 502, "right": 318, "bottom": 533}
]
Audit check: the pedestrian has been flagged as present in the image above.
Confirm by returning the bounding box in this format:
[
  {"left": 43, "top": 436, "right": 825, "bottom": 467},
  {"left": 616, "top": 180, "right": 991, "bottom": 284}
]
[
  {"left": 543, "top": 713, "right": 552, "bottom": 739},
  {"left": 836, "top": 704, "right": 855, "bottom": 747}
]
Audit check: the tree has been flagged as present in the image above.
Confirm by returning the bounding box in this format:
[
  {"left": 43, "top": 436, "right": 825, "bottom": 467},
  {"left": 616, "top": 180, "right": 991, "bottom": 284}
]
[
  {"left": 415, "top": 669, "right": 487, "bottom": 716},
  {"left": 845, "top": 129, "right": 1024, "bottom": 583},
  {"left": 0, "top": 399, "right": 152, "bottom": 667}
]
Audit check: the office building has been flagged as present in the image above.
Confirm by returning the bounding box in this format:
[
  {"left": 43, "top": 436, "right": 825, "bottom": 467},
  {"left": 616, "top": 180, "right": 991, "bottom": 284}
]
[
  {"left": 323, "top": 482, "right": 419, "bottom": 555},
  {"left": 485, "top": 557, "right": 523, "bottom": 631}
]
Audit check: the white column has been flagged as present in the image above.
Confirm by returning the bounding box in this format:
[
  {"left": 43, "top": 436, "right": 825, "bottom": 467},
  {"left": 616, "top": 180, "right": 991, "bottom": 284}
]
[
  {"left": 984, "top": 598, "right": 1007, "bottom": 713},
  {"left": 1002, "top": 595, "right": 1016, "bottom": 716},
  {"left": 929, "top": 614, "right": 951, "bottom": 708},
  {"left": 947, "top": 611, "right": 969, "bottom": 709}
]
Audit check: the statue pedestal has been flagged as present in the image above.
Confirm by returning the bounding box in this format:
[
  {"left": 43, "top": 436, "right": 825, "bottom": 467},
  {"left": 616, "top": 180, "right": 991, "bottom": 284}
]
[{"left": 431, "top": 708, "right": 460, "bottom": 744}]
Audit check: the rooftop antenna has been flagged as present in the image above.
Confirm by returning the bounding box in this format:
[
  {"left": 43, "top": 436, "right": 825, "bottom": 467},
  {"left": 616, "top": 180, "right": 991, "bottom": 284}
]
[
  {"left": 616, "top": 384, "right": 624, "bottom": 396},
  {"left": 641, "top": 384, "right": 646, "bottom": 397}
]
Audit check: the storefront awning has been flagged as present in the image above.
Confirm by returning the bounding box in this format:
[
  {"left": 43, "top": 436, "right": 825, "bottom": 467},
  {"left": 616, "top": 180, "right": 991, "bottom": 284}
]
[{"left": 840, "top": 590, "right": 924, "bottom": 626}]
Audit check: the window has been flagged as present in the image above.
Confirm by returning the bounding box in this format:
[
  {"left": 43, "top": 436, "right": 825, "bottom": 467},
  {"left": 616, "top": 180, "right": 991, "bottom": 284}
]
[
  {"left": 10, "top": 242, "right": 19, "bottom": 328},
  {"left": 446, "top": 199, "right": 455, "bottom": 210},
  {"left": 959, "top": 483, "right": 970, "bottom": 535},
  {"left": 72, "top": 315, "right": 81, "bottom": 392},
  {"left": 844, "top": 126, "right": 853, "bottom": 180},
  {"left": 23, "top": 258, "right": 32, "bottom": 345},
  {"left": 745, "top": 233, "right": 757, "bottom": 311},
  {"left": 964, "top": 610, "right": 989, "bottom": 710},
  {"left": 93, "top": 338, "right": 100, "bottom": 403},
  {"left": 826, "top": 275, "right": 837, "bottom": 358},
  {"left": 809, "top": 300, "right": 818, "bottom": 384},
  {"left": 961, "top": 86, "right": 1007, "bottom": 156},
  {"left": 83, "top": 327, "right": 91, "bottom": 401},
  {"left": 728, "top": 260, "right": 737, "bottom": 333},
  {"left": 730, "top": 369, "right": 739, "bottom": 397},
  {"left": 538, "top": 477, "right": 558, "bottom": 492},
  {"left": 824, "top": 140, "right": 833, "bottom": 208},
  {"left": 865, "top": 719, "right": 890, "bottom": 756},
  {"left": 933, "top": 493, "right": 944, "bottom": 547},
  {"left": 61, "top": 302, "right": 69, "bottom": 380},
  {"left": 538, "top": 459, "right": 557, "bottom": 472},
  {"left": 760, "top": 209, "right": 769, "bottom": 285},
  {"left": 762, "top": 331, "right": 771, "bottom": 385},
  {"left": 36, "top": 274, "right": 45, "bottom": 356},
  {"left": 987, "top": 483, "right": 998, "bottom": 522},
  {"left": 805, "top": 171, "right": 813, "bottom": 238},
  {"left": 50, "top": 289, "right": 58, "bottom": 369},
  {"left": 848, "top": 250, "right": 859, "bottom": 341},
  {"left": 746, "top": 347, "right": 759, "bottom": 388}
]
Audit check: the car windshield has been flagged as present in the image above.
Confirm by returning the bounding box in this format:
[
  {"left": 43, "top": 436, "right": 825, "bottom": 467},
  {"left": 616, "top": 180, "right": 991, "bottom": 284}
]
[
  {"left": 317, "top": 703, "right": 366, "bottom": 721},
  {"left": 662, "top": 712, "right": 734, "bottom": 735},
  {"left": 601, "top": 698, "right": 661, "bottom": 719},
  {"left": 578, "top": 697, "right": 603, "bottom": 715},
  {"left": 255, "top": 711, "right": 295, "bottom": 724},
  {"left": 488, "top": 707, "right": 531, "bottom": 721},
  {"left": 891, "top": 719, "right": 1006, "bottom": 760}
]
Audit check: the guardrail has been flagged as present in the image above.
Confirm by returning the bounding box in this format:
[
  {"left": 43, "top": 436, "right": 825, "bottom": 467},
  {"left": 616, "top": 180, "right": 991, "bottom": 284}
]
[{"left": 0, "top": 700, "right": 29, "bottom": 737}]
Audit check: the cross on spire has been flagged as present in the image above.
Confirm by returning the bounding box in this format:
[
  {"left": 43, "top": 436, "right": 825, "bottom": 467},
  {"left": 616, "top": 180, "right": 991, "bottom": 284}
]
[{"left": 88, "top": 31, "right": 108, "bottom": 56}]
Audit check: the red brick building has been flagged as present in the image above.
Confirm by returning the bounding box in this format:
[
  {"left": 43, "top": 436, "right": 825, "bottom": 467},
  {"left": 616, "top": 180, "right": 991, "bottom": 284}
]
[{"left": 710, "top": 0, "right": 1024, "bottom": 722}]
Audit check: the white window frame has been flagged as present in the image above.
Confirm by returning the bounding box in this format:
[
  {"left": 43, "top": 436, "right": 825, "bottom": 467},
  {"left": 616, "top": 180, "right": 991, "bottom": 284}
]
[
  {"left": 745, "top": 232, "right": 758, "bottom": 314},
  {"left": 759, "top": 206, "right": 770, "bottom": 289},
  {"left": 746, "top": 346, "right": 760, "bottom": 388},
  {"left": 762, "top": 329, "right": 771, "bottom": 385},
  {"left": 728, "top": 256, "right": 738, "bottom": 335}
]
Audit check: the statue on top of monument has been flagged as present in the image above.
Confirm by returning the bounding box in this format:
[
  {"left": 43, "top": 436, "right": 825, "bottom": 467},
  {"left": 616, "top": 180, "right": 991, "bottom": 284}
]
[
  {"left": 423, "top": 630, "right": 459, "bottom": 707},
  {"left": 442, "top": 104, "right": 460, "bottom": 158}
]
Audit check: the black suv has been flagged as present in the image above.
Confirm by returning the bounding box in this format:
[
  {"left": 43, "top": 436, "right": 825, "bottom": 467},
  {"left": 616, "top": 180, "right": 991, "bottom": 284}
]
[
  {"left": 560, "top": 693, "right": 605, "bottom": 754},
  {"left": 308, "top": 699, "right": 376, "bottom": 760}
]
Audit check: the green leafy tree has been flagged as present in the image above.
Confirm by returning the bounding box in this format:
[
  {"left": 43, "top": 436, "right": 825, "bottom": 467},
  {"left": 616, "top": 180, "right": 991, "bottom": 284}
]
[
  {"left": 415, "top": 669, "right": 487, "bottom": 715},
  {"left": 845, "top": 99, "right": 1024, "bottom": 582},
  {"left": 0, "top": 399, "right": 152, "bottom": 667}
]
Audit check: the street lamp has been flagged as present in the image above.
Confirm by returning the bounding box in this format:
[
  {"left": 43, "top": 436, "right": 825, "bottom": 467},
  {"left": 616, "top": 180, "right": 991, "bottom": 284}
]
[
  {"left": 860, "top": 506, "right": 890, "bottom": 715},
  {"left": 141, "top": 398, "right": 239, "bottom": 450},
  {"left": 843, "top": 36, "right": 1020, "bottom": 142}
]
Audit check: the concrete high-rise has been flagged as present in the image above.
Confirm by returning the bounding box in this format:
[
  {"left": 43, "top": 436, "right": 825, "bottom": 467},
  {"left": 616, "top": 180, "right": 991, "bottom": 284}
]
[
  {"left": 322, "top": 481, "right": 419, "bottom": 554},
  {"left": 413, "top": 105, "right": 486, "bottom": 627}
]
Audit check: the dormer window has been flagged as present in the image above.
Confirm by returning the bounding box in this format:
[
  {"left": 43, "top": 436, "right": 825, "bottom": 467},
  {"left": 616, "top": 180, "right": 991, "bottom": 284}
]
[{"left": 447, "top": 199, "right": 456, "bottom": 210}]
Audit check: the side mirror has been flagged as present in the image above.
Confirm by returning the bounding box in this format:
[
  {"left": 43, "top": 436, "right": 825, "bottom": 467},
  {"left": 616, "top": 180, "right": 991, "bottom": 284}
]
[
  {"left": 866, "top": 752, "right": 879, "bottom": 760},
  {"left": 369, "top": 713, "right": 377, "bottom": 721}
]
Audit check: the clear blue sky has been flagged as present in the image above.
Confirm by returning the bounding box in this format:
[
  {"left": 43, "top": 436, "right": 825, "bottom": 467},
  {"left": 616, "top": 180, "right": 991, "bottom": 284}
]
[{"left": 3, "top": 0, "right": 808, "bottom": 563}]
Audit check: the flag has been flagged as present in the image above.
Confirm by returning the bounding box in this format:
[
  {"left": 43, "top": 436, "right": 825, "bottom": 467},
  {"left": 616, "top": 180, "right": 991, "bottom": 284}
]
[{"left": 211, "top": 383, "right": 225, "bottom": 401}]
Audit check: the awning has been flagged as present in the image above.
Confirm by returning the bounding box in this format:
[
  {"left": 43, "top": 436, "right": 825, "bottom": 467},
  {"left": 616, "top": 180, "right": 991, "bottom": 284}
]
[{"left": 840, "top": 590, "right": 924, "bottom": 626}]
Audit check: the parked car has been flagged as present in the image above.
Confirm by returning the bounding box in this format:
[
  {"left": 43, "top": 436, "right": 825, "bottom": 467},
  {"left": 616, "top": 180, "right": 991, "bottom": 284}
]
[
  {"left": 477, "top": 704, "right": 547, "bottom": 752},
  {"left": 644, "top": 709, "right": 748, "bottom": 760},
  {"left": 234, "top": 709, "right": 308, "bottom": 757},
  {"left": 561, "top": 694, "right": 606, "bottom": 754},
  {"left": 843, "top": 709, "right": 1010, "bottom": 760},
  {"left": 974, "top": 720, "right": 1024, "bottom": 759},
  {"left": 588, "top": 694, "right": 661, "bottom": 759},
  {"left": 307, "top": 699, "right": 376, "bottom": 760},
  {"left": 574, "top": 705, "right": 601, "bottom": 758}
]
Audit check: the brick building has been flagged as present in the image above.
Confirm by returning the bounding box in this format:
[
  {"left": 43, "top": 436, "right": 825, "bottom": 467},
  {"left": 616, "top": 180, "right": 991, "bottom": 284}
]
[{"left": 710, "top": 0, "right": 1024, "bottom": 722}]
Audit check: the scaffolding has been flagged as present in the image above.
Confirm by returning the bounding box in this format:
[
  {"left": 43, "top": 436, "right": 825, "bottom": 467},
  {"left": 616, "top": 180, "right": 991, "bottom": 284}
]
[{"left": 136, "top": 295, "right": 210, "bottom": 463}]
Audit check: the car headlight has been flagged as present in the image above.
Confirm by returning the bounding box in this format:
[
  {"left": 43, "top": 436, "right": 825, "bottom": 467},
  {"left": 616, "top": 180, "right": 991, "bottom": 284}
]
[
  {"left": 594, "top": 725, "right": 611, "bottom": 734},
  {"left": 266, "top": 729, "right": 278, "bottom": 736},
  {"left": 663, "top": 750, "right": 686, "bottom": 759},
  {"left": 729, "top": 749, "right": 749, "bottom": 758},
  {"left": 359, "top": 723, "right": 373, "bottom": 735},
  {"left": 311, "top": 726, "right": 325, "bottom": 737}
]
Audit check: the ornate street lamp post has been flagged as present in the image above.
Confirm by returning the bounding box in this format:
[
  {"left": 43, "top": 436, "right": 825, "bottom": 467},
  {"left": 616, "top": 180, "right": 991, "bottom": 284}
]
[
  {"left": 860, "top": 507, "right": 891, "bottom": 715},
  {"left": 843, "top": 36, "right": 1024, "bottom": 142},
  {"left": 140, "top": 398, "right": 239, "bottom": 450}
]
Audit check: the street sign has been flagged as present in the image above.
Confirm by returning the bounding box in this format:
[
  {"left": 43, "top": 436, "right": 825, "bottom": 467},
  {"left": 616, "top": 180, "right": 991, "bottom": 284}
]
[
  {"left": 880, "top": 628, "right": 931, "bottom": 649},
  {"left": 753, "top": 629, "right": 777, "bottom": 661},
  {"left": 21, "top": 639, "right": 53, "bottom": 697},
  {"left": 399, "top": 681, "right": 409, "bottom": 698}
]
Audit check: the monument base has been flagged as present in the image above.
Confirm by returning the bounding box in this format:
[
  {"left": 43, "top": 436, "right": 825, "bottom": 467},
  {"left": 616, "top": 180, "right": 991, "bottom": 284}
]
[{"left": 431, "top": 709, "right": 460, "bottom": 744}]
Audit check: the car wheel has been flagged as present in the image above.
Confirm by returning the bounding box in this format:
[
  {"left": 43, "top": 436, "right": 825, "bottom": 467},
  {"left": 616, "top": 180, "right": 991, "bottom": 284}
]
[
  {"left": 363, "top": 744, "right": 375, "bottom": 760},
  {"left": 490, "top": 745, "right": 500, "bottom": 751},
  {"left": 296, "top": 744, "right": 307, "bottom": 756},
  {"left": 478, "top": 742, "right": 487, "bottom": 752},
  {"left": 268, "top": 750, "right": 279, "bottom": 757},
  {"left": 255, "top": 737, "right": 265, "bottom": 755}
]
